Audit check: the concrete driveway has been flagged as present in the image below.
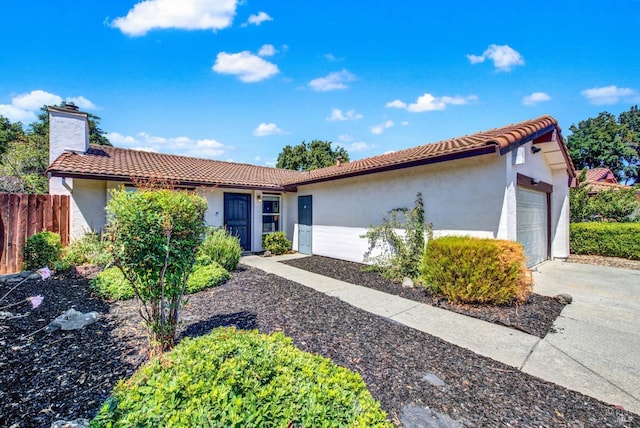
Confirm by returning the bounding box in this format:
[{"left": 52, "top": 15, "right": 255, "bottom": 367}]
[{"left": 527, "top": 261, "right": 640, "bottom": 415}]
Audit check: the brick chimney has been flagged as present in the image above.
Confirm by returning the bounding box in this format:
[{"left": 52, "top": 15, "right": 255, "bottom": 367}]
[
  {"left": 48, "top": 105, "right": 90, "bottom": 166},
  {"left": 336, "top": 156, "right": 343, "bottom": 166}
]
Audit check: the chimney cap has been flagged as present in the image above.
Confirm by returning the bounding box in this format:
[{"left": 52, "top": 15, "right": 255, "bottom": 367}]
[
  {"left": 336, "top": 156, "right": 343, "bottom": 166},
  {"left": 64, "top": 103, "right": 79, "bottom": 111}
]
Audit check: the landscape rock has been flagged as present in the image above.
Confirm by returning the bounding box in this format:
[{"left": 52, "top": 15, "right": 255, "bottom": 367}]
[
  {"left": 263, "top": 250, "right": 272, "bottom": 257},
  {"left": 46, "top": 309, "right": 99, "bottom": 332},
  {"left": 400, "top": 405, "right": 462, "bottom": 428},
  {"left": 51, "top": 418, "right": 90, "bottom": 428},
  {"left": 554, "top": 293, "right": 573, "bottom": 304},
  {"left": 421, "top": 373, "right": 446, "bottom": 387},
  {"left": 402, "top": 277, "right": 414, "bottom": 288}
]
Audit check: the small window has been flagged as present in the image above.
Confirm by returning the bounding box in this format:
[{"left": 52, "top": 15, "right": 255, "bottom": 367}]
[{"left": 262, "top": 195, "right": 281, "bottom": 234}]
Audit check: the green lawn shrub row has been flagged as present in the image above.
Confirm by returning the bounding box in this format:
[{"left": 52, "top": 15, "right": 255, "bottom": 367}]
[
  {"left": 23, "top": 231, "right": 62, "bottom": 270},
  {"left": 570, "top": 222, "right": 640, "bottom": 260},
  {"left": 420, "top": 236, "right": 532, "bottom": 304},
  {"left": 263, "top": 231, "right": 291, "bottom": 255},
  {"left": 92, "top": 327, "right": 391, "bottom": 427},
  {"left": 92, "top": 262, "right": 230, "bottom": 301},
  {"left": 197, "top": 227, "right": 242, "bottom": 271}
]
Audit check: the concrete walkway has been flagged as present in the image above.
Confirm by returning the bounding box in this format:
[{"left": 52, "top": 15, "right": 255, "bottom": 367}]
[{"left": 241, "top": 254, "right": 640, "bottom": 415}]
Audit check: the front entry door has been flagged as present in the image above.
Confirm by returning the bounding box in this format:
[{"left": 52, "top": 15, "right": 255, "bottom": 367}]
[
  {"left": 224, "top": 193, "right": 251, "bottom": 251},
  {"left": 298, "top": 195, "right": 312, "bottom": 255}
]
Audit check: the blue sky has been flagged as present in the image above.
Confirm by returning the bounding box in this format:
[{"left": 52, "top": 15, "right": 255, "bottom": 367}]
[{"left": 1, "top": 0, "right": 639, "bottom": 166}]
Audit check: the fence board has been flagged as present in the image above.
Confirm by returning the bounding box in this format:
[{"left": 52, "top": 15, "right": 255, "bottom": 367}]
[{"left": 0, "top": 194, "right": 70, "bottom": 274}]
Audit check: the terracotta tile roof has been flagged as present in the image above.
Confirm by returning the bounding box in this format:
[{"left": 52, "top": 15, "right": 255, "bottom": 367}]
[
  {"left": 580, "top": 167, "right": 618, "bottom": 184},
  {"left": 283, "top": 115, "right": 573, "bottom": 187},
  {"left": 48, "top": 145, "right": 302, "bottom": 190},
  {"left": 48, "top": 115, "right": 574, "bottom": 190}
]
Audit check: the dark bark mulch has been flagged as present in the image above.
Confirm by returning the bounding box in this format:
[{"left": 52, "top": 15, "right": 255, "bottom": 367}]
[
  {"left": 1, "top": 267, "right": 637, "bottom": 427},
  {"left": 282, "top": 256, "right": 564, "bottom": 338}
]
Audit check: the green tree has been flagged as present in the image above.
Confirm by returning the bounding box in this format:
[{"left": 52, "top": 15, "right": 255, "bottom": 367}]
[
  {"left": 567, "top": 107, "right": 639, "bottom": 184},
  {"left": 276, "top": 140, "right": 350, "bottom": 171},
  {"left": 0, "top": 103, "right": 111, "bottom": 193},
  {"left": 105, "top": 187, "right": 207, "bottom": 356}
]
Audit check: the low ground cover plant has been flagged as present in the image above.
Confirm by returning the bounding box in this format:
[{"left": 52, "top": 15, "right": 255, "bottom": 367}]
[
  {"left": 196, "top": 227, "right": 242, "bottom": 271},
  {"left": 570, "top": 222, "right": 640, "bottom": 260},
  {"left": 263, "top": 231, "right": 291, "bottom": 255},
  {"left": 23, "top": 231, "right": 62, "bottom": 270},
  {"left": 61, "top": 232, "right": 112, "bottom": 268},
  {"left": 92, "top": 327, "right": 391, "bottom": 427},
  {"left": 421, "top": 236, "right": 532, "bottom": 305}
]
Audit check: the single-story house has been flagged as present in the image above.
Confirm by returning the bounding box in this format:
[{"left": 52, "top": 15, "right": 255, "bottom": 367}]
[
  {"left": 580, "top": 167, "right": 640, "bottom": 200},
  {"left": 47, "top": 105, "right": 576, "bottom": 267}
]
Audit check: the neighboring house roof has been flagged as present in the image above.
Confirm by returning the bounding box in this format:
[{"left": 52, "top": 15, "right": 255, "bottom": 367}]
[
  {"left": 580, "top": 167, "right": 618, "bottom": 184},
  {"left": 47, "top": 115, "right": 575, "bottom": 191}
]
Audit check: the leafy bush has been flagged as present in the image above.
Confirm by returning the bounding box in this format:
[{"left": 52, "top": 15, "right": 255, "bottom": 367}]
[
  {"left": 185, "top": 262, "right": 230, "bottom": 294},
  {"left": 91, "top": 267, "right": 134, "bottom": 300},
  {"left": 92, "top": 327, "right": 392, "bottom": 427},
  {"left": 62, "top": 232, "right": 112, "bottom": 268},
  {"left": 362, "top": 193, "right": 432, "bottom": 281},
  {"left": 570, "top": 222, "right": 640, "bottom": 260},
  {"left": 570, "top": 171, "right": 640, "bottom": 222},
  {"left": 23, "top": 231, "right": 62, "bottom": 270},
  {"left": 196, "top": 228, "right": 242, "bottom": 271},
  {"left": 106, "top": 187, "right": 207, "bottom": 355},
  {"left": 263, "top": 231, "right": 291, "bottom": 255},
  {"left": 420, "top": 236, "right": 532, "bottom": 305}
]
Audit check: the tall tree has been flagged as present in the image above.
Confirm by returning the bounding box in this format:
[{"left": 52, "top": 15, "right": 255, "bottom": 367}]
[
  {"left": 567, "top": 106, "right": 639, "bottom": 184},
  {"left": 276, "top": 140, "right": 350, "bottom": 171}
]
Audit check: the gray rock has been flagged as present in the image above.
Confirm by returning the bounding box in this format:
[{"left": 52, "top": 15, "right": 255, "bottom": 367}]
[
  {"left": 51, "top": 419, "right": 90, "bottom": 428},
  {"left": 402, "top": 277, "right": 414, "bottom": 288},
  {"left": 47, "top": 309, "right": 99, "bottom": 332},
  {"left": 421, "top": 373, "right": 446, "bottom": 387},
  {"left": 554, "top": 293, "right": 573, "bottom": 304},
  {"left": 401, "top": 405, "right": 462, "bottom": 428},
  {"left": 263, "top": 250, "right": 272, "bottom": 257}
]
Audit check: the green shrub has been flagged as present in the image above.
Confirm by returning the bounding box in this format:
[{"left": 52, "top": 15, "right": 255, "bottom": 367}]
[
  {"left": 92, "top": 327, "right": 391, "bottom": 427},
  {"left": 91, "top": 267, "right": 135, "bottom": 300},
  {"left": 62, "top": 232, "right": 112, "bottom": 268},
  {"left": 197, "top": 228, "right": 242, "bottom": 271},
  {"left": 23, "top": 231, "right": 62, "bottom": 270},
  {"left": 263, "top": 231, "right": 291, "bottom": 255},
  {"left": 420, "top": 236, "right": 532, "bottom": 305},
  {"left": 106, "top": 187, "right": 207, "bottom": 355},
  {"left": 570, "top": 222, "right": 640, "bottom": 260},
  {"left": 185, "top": 262, "right": 230, "bottom": 294}
]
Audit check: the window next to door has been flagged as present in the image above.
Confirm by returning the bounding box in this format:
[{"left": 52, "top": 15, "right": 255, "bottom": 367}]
[{"left": 262, "top": 195, "right": 281, "bottom": 234}]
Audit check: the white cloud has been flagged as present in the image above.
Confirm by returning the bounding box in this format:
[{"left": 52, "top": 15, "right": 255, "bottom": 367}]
[
  {"left": 349, "top": 141, "right": 374, "bottom": 152},
  {"left": 371, "top": 120, "right": 394, "bottom": 135},
  {"left": 338, "top": 134, "right": 354, "bottom": 142},
  {"left": 245, "top": 11, "right": 272, "bottom": 26},
  {"left": 401, "top": 121, "right": 409, "bottom": 126},
  {"left": 106, "top": 131, "right": 229, "bottom": 158},
  {"left": 386, "top": 93, "right": 477, "bottom": 112},
  {"left": 111, "top": 0, "right": 237, "bottom": 36},
  {"left": 327, "top": 108, "right": 363, "bottom": 121},
  {"left": 467, "top": 44, "right": 524, "bottom": 72},
  {"left": 66, "top": 96, "right": 98, "bottom": 110},
  {"left": 324, "top": 53, "right": 342, "bottom": 62},
  {"left": 213, "top": 51, "right": 279, "bottom": 82},
  {"left": 253, "top": 122, "right": 283, "bottom": 137},
  {"left": 308, "top": 70, "right": 356, "bottom": 91},
  {"left": 523, "top": 92, "right": 551, "bottom": 106},
  {"left": 581, "top": 85, "right": 637, "bottom": 105},
  {"left": 258, "top": 44, "right": 277, "bottom": 57},
  {"left": 0, "top": 90, "right": 97, "bottom": 123}
]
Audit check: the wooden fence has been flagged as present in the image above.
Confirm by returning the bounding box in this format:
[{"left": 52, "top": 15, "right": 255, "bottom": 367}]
[{"left": 0, "top": 194, "right": 70, "bottom": 274}]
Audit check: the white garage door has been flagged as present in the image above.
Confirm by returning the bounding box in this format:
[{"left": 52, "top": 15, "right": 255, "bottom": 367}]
[{"left": 517, "top": 187, "right": 548, "bottom": 267}]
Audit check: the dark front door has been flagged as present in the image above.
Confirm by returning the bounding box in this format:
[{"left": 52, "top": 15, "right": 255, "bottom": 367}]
[
  {"left": 298, "top": 195, "right": 312, "bottom": 255},
  {"left": 224, "top": 193, "right": 251, "bottom": 251}
]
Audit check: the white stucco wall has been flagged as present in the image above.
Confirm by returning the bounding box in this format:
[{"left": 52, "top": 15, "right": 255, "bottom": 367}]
[
  {"left": 290, "top": 153, "right": 508, "bottom": 263},
  {"left": 49, "top": 177, "right": 107, "bottom": 240},
  {"left": 49, "top": 109, "right": 89, "bottom": 165}
]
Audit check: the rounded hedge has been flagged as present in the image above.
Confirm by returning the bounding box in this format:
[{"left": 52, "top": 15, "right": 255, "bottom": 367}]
[
  {"left": 92, "top": 327, "right": 391, "bottom": 427},
  {"left": 185, "top": 262, "right": 230, "bottom": 294},
  {"left": 23, "top": 231, "right": 62, "bottom": 270}
]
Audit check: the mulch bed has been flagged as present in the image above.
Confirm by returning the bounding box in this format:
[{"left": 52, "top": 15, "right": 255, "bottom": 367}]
[
  {"left": 282, "top": 256, "right": 565, "bottom": 338},
  {"left": 568, "top": 254, "right": 640, "bottom": 271},
  {"left": 1, "top": 267, "right": 637, "bottom": 427}
]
